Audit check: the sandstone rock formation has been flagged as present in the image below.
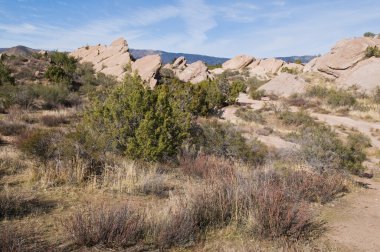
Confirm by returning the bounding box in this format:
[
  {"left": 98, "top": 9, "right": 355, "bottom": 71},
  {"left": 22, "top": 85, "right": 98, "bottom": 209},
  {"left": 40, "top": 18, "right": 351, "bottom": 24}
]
[
  {"left": 246, "top": 58, "right": 285, "bottom": 80},
  {"left": 70, "top": 38, "right": 131, "bottom": 80},
  {"left": 178, "top": 61, "right": 212, "bottom": 84},
  {"left": 164, "top": 57, "right": 213, "bottom": 84},
  {"left": 304, "top": 37, "right": 380, "bottom": 78},
  {"left": 222, "top": 55, "right": 255, "bottom": 70},
  {"left": 132, "top": 54, "right": 162, "bottom": 89},
  {"left": 257, "top": 73, "right": 306, "bottom": 97},
  {"left": 337, "top": 57, "right": 380, "bottom": 93},
  {"left": 304, "top": 37, "right": 380, "bottom": 94}
]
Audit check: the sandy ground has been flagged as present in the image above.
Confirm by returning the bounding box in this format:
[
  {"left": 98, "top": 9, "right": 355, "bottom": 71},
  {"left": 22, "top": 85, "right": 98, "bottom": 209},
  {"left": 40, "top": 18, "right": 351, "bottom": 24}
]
[{"left": 323, "top": 177, "right": 380, "bottom": 252}]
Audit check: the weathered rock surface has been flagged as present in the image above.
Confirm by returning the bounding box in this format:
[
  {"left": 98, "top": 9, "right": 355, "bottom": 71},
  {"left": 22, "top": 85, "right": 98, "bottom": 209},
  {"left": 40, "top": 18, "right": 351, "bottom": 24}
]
[
  {"left": 70, "top": 37, "right": 131, "bottom": 80},
  {"left": 337, "top": 57, "right": 380, "bottom": 93},
  {"left": 222, "top": 55, "right": 255, "bottom": 70},
  {"left": 304, "top": 37, "right": 380, "bottom": 93},
  {"left": 258, "top": 73, "right": 306, "bottom": 97},
  {"left": 132, "top": 54, "right": 162, "bottom": 89},
  {"left": 304, "top": 37, "right": 380, "bottom": 78},
  {"left": 178, "top": 61, "right": 212, "bottom": 84}
]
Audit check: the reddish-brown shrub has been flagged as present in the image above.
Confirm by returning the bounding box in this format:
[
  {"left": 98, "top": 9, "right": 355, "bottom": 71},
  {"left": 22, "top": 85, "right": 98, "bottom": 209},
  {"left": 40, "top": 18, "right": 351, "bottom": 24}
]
[
  {"left": 179, "top": 155, "right": 236, "bottom": 182},
  {"left": 63, "top": 203, "right": 145, "bottom": 248},
  {"left": 252, "top": 181, "right": 320, "bottom": 240}
]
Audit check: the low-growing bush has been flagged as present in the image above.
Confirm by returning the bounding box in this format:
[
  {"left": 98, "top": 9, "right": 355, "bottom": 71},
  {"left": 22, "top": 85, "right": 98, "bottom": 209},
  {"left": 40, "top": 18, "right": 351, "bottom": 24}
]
[
  {"left": 281, "top": 67, "right": 299, "bottom": 75},
  {"left": 251, "top": 182, "right": 318, "bottom": 240},
  {"left": 0, "top": 225, "right": 30, "bottom": 252},
  {"left": 0, "top": 121, "right": 27, "bottom": 136},
  {"left": 306, "top": 85, "right": 357, "bottom": 108},
  {"left": 277, "top": 110, "right": 316, "bottom": 127},
  {"left": 235, "top": 107, "right": 265, "bottom": 123},
  {"left": 63, "top": 204, "right": 145, "bottom": 248},
  {"left": 0, "top": 61, "right": 15, "bottom": 85},
  {"left": 17, "top": 129, "right": 59, "bottom": 166},
  {"left": 40, "top": 114, "right": 69, "bottom": 127},
  {"left": 192, "top": 120, "right": 267, "bottom": 165},
  {"left": 365, "top": 46, "right": 380, "bottom": 58},
  {"left": 294, "top": 125, "right": 366, "bottom": 174},
  {"left": 373, "top": 87, "right": 380, "bottom": 104}
]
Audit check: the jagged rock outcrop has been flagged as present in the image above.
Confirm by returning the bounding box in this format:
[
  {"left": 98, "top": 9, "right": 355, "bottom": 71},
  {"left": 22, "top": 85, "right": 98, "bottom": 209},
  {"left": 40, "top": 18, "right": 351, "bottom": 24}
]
[
  {"left": 70, "top": 37, "right": 131, "bottom": 80},
  {"left": 304, "top": 37, "right": 380, "bottom": 94},
  {"left": 178, "top": 61, "right": 212, "bottom": 84},
  {"left": 132, "top": 54, "right": 162, "bottom": 89},
  {"left": 164, "top": 57, "right": 213, "bottom": 84},
  {"left": 222, "top": 55, "right": 255, "bottom": 70},
  {"left": 257, "top": 73, "right": 306, "bottom": 97}
]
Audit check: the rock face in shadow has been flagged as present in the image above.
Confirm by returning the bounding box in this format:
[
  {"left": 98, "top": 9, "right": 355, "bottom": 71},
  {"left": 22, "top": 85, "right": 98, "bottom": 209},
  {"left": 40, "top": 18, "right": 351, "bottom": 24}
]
[
  {"left": 132, "top": 54, "right": 162, "bottom": 89},
  {"left": 303, "top": 37, "right": 380, "bottom": 94}
]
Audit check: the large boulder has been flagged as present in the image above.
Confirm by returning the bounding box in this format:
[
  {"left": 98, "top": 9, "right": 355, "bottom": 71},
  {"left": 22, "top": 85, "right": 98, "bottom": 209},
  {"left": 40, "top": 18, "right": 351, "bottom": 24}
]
[
  {"left": 257, "top": 73, "right": 307, "bottom": 97},
  {"left": 178, "top": 61, "right": 212, "bottom": 84},
  {"left": 337, "top": 57, "right": 380, "bottom": 94},
  {"left": 70, "top": 37, "right": 131, "bottom": 80},
  {"left": 304, "top": 37, "right": 380, "bottom": 78},
  {"left": 132, "top": 54, "right": 162, "bottom": 89},
  {"left": 246, "top": 58, "right": 285, "bottom": 80},
  {"left": 222, "top": 55, "right": 255, "bottom": 70}
]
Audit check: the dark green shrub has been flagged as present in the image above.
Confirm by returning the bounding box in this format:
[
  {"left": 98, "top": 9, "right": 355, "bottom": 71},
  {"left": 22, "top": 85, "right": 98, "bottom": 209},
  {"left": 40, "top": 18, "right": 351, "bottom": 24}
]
[
  {"left": 85, "top": 75, "right": 191, "bottom": 162},
  {"left": 364, "top": 32, "right": 376, "bottom": 38},
  {"left": 0, "top": 61, "right": 15, "bottom": 85},
  {"left": 228, "top": 81, "right": 246, "bottom": 103}
]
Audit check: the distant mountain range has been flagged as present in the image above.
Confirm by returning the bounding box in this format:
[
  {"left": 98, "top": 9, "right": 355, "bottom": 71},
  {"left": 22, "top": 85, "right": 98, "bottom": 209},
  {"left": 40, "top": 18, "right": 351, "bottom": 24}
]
[
  {"left": 0, "top": 46, "right": 316, "bottom": 65},
  {"left": 129, "top": 49, "right": 316, "bottom": 65}
]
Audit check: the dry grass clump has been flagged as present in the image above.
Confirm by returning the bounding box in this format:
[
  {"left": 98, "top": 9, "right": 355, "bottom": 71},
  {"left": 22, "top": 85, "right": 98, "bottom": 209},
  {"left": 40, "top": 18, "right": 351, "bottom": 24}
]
[
  {"left": 0, "top": 121, "right": 27, "bottom": 136},
  {"left": 61, "top": 155, "right": 348, "bottom": 249},
  {"left": 0, "top": 225, "right": 32, "bottom": 252},
  {"left": 63, "top": 203, "right": 145, "bottom": 248},
  {"left": 0, "top": 190, "right": 54, "bottom": 220},
  {"left": 40, "top": 114, "right": 69, "bottom": 127}
]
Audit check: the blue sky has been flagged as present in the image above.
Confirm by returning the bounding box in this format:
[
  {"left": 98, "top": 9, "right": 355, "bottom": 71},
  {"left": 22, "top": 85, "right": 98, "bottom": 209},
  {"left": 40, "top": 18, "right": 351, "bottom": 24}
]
[{"left": 0, "top": 0, "right": 379, "bottom": 57}]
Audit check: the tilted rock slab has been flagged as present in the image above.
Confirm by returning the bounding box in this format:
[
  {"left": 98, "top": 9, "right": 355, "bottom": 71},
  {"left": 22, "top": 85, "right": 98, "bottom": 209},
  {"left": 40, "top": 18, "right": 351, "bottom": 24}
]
[
  {"left": 258, "top": 73, "right": 307, "bottom": 97},
  {"left": 132, "top": 54, "right": 162, "bottom": 89},
  {"left": 70, "top": 38, "right": 131, "bottom": 80},
  {"left": 222, "top": 55, "right": 255, "bottom": 70},
  {"left": 178, "top": 61, "right": 213, "bottom": 84},
  {"left": 304, "top": 37, "right": 380, "bottom": 94}
]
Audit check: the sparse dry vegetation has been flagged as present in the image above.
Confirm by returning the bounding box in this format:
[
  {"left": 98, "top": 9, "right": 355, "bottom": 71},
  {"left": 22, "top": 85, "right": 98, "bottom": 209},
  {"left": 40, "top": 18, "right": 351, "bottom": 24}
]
[{"left": 0, "top": 48, "right": 376, "bottom": 251}]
